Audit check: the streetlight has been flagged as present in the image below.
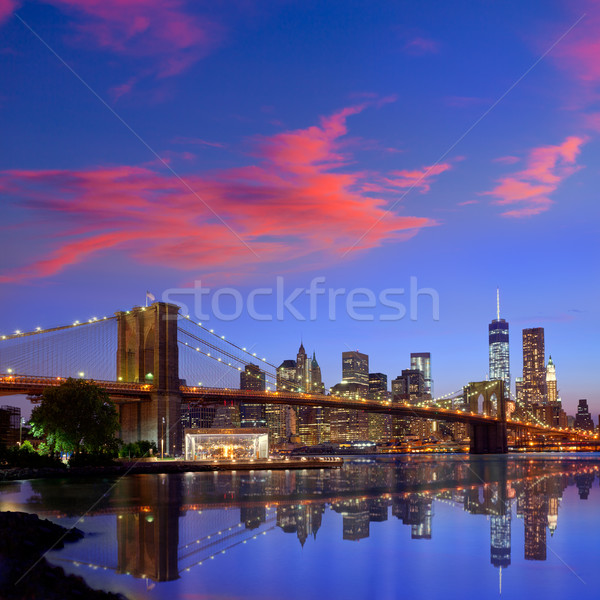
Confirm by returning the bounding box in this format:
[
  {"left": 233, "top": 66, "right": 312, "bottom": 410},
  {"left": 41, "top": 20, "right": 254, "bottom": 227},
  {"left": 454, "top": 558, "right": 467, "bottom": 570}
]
[
  {"left": 161, "top": 416, "right": 165, "bottom": 459},
  {"left": 19, "top": 417, "right": 25, "bottom": 445}
]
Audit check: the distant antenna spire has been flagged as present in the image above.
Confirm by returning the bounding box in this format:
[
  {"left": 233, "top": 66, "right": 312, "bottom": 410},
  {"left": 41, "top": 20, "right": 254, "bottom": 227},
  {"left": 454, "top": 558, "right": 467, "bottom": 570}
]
[{"left": 496, "top": 287, "right": 500, "bottom": 321}]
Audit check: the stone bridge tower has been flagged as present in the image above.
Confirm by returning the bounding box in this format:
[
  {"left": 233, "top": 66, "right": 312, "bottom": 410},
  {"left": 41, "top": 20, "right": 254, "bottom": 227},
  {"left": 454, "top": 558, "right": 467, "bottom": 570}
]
[
  {"left": 464, "top": 380, "right": 508, "bottom": 454},
  {"left": 115, "top": 302, "right": 181, "bottom": 454}
]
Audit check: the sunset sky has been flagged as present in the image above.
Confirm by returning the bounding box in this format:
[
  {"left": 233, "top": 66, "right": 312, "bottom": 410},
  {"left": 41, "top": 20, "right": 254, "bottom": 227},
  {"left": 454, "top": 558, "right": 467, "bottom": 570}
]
[{"left": 1, "top": 0, "right": 599, "bottom": 415}]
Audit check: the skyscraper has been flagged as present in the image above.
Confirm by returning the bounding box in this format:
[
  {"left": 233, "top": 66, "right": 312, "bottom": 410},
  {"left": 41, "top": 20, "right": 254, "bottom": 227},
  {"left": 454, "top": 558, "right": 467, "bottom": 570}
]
[
  {"left": 240, "top": 363, "right": 266, "bottom": 428},
  {"left": 546, "top": 356, "right": 558, "bottom": 404},
  {"left": 276, "top": 359, "right": 297, "bottom": 391},
  {"left": 368, "top": 373, "right": 388, "bottom": 401},
  {"left": 296, "top": 342, "right": 311, "bottom": 392},
  {"left": 342, "top": 350, "right": 369, "bottom": 390},
  {"left": 240, "top": 363, "right": 266, "bottom": 391},
  {"left": 489, "top": 290, "right": 510, "bottom": 396},
  {"left": 522, "top": 328, "right": 546, "bottom": 405},
  {"left": 310, "top": 352, "right": 325, "bottom": 394},
  {"left": 410, "top": 353, "right": 433, "bottom": 397},
  {"left": 574, "top": 399, "right": 594, "bottom": 430}
]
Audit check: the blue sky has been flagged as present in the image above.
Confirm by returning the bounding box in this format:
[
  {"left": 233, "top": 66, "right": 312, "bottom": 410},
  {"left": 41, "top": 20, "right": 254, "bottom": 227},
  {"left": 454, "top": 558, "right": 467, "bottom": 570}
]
[{"left": 0, "top": 0, "right": 599, "bottom": 415}]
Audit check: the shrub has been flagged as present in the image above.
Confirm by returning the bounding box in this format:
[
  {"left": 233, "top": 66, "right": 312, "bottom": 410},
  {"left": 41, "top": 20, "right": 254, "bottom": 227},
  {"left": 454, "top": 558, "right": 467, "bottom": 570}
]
[
  {"left": 118, "top": 440, "right": 158, "bottom": 459},
  {"left": 68, "top": 452, "right": 118, "bottom": 468},
  {"left": 0, "top": 444, "right": 65, "bottom": 469}
]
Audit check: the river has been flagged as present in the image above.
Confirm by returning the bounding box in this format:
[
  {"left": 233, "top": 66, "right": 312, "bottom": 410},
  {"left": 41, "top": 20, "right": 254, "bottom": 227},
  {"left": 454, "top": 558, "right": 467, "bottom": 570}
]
[{"left": 1, "top": 454, "right": 598, "bottom": 600}]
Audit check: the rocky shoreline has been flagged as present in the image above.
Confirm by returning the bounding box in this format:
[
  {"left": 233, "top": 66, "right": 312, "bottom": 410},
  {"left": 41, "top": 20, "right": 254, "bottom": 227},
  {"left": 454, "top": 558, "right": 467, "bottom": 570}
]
[
  {"left": 0, "top": 511, "right": 127, "bottom": 600},
  {"left": 0, "top": 457, "right": 343, "bottom": 481}
]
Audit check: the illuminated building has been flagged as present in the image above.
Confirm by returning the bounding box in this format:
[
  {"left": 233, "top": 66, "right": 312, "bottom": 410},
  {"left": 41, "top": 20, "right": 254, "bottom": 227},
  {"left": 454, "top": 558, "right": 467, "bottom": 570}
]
[
  {"left": 342, "top": 350, "right": 369, "bottom": 390},
  {"left": 522, "top": 328, "right": 546, "bottom": 405},
  {"left": 184, "top": 428, "right": 269, "bottom": 460},
  {"left": 296, "top": 342, "right": 311, "bottom": 392},
  {"left": 368, "top": 373, "right": 388, "bottom": 400},
  {"left": 296, "top": 405, "right": 326, "bottom": 445},
  {"left": 240, "top": 363, "right": 266, "bottom": 391},
  {"left": 489, "top": 290, "right": 510, "bottom": 396},
  {"left": 240, "top": 363, "right": 266, "bottom": 428},
  {"left": 574, "top": 399, "right": 594, "bottom": 431},
  {"left": 311, "top": 352, "right": 325, "bottom": 393},
  {"left": 277, "top": 359, "right": 297, "bottom": 391},
  {"left": 410, "top": 352, "right": 433, "bottom": 397},
  {"left": 368, "top": 373, "right": 391, "bottom": 442},
  {"left": 272, "top": 359, "right": 298, "bottom": 444},
  {"left": 545, "top": 356, "right": 558, "bottom": 403}
]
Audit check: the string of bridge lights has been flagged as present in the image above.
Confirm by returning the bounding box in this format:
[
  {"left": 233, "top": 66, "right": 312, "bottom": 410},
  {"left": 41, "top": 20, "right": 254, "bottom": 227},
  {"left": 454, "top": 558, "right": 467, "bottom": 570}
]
[
  {"left": 178, "top": 341, "right": 277, "bottom": 388},
  {"left": 177, "top": 326, "right": 277, "bottom": 380},
  {"left": 0, "top": 315, "right": 115, "bottom": 341},
  {"left": 180, "top": 313, "right": 276, "bottom": 369}
]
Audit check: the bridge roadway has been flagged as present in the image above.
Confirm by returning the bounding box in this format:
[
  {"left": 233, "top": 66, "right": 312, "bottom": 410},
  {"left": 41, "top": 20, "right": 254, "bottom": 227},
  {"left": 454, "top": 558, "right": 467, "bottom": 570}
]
[{"left": 1, "top": 374, "right": 594, "bottom": 441}]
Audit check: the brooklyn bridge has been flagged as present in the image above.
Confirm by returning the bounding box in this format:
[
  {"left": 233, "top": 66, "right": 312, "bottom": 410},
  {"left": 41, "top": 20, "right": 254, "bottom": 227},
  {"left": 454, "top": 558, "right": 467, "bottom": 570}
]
[{"left": 0, "top": 302, "right": 594, "bottom": 454}]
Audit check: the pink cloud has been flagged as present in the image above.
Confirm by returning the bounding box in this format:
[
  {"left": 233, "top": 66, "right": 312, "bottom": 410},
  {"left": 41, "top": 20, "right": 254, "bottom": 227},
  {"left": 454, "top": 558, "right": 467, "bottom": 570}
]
[
  {"left": 458, "top": 200, "right": 478, "bottom": 206},
  {"left": 172, "top": 136, "right": 226, "bottom": 149},
  {"left": 483, "top": 136, "right": 587, "bottom": 217},
  {"left": 0, "top": 0, "right": 17, "bottom": 24},
  {"left": 384, "top": 163, "right": 451, "bottom": 193},
  {"left": 403, "top": 36, "right": 439, "bottom": 55},
  {"left": 0, "top": 104, "right": 435, "bottom": 283},
  {"left": 36, "top": 0, "right": 223, "bottom": 95},
  {"left": 549, "top": 2, "right": 600, "bottom": 85}
]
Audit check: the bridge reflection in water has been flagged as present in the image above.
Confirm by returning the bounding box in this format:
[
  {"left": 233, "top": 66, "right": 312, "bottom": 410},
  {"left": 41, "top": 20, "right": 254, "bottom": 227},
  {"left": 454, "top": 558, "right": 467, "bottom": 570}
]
[{"left": 5, "top": 456, "right": 598, "bottom": 591}]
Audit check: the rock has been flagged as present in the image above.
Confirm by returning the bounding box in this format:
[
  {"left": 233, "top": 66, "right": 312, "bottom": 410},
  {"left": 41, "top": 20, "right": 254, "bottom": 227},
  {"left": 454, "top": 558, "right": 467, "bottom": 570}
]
[{"left": 0, "top": 511, "right": 127, "bottom": 600}]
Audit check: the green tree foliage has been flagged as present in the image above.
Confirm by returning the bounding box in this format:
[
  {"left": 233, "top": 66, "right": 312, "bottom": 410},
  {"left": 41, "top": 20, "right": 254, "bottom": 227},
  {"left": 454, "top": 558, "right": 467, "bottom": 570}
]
[{"left": 30, "top": 378, "right": 119, "bottom": 455}]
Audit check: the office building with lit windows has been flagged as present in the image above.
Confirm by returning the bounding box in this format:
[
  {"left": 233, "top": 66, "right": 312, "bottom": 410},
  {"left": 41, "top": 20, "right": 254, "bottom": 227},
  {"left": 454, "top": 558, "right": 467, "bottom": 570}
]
[
  {"left": 342, "top": 350, "right": 369, "bottom": 390},
  {"left": 489, "top": 321, "right": 510, "bottom": 396},
  {"left": 522, "top": 328, "right": 546, "bottom": 405},
  {"left": 410, "top": 353, "right": 433, "bottom": 397}
]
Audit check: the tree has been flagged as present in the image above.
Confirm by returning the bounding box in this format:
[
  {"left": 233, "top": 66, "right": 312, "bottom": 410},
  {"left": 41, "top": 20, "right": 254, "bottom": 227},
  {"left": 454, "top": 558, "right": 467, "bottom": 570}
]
[{"left": 30, "top": 378, "right": 119, "bottom": 455}]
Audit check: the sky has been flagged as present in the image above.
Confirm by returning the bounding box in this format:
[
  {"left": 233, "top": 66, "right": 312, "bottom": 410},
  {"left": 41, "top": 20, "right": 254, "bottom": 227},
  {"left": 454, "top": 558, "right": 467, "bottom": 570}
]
[{"left": 0, "top": 0, "right": 599, "bottom": 416}]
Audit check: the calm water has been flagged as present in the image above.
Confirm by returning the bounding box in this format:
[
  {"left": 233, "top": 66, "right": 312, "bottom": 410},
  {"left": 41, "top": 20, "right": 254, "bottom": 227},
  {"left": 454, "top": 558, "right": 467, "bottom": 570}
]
[{"left": 1, "top": 455, "right": 599, "bottom": 600}]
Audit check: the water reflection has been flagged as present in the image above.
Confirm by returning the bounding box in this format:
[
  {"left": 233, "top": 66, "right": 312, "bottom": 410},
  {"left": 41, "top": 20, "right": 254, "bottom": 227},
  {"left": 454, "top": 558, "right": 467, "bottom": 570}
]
[{"left": 1, "top": 455, "right": 598, "bottom": 597}]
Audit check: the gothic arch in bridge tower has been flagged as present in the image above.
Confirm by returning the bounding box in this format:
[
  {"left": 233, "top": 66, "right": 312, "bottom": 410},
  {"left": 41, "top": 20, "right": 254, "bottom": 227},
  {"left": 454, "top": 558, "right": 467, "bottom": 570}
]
[
  {"left": 464, "top": 380, "right": 507, "bottom": 454},
  {"left": 466, "top": 380, "right": 505, "bottom": 418}
]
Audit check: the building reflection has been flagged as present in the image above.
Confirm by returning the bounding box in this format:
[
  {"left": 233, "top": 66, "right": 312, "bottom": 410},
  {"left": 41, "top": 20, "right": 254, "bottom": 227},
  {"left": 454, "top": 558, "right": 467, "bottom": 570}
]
[{"left": 43, "top": 458, "right": 597, "bottom": 583}]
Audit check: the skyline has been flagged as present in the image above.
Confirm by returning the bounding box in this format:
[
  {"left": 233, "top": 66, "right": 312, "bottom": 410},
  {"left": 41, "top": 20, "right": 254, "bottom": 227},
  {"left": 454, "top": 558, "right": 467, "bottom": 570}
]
[{"left": 1, "top": 1, "right": 599, "bottom": 414}]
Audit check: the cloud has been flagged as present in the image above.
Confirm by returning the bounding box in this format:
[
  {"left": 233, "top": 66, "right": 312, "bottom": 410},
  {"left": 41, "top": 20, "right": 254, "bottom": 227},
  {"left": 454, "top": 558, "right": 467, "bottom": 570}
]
[
  {"left": 549, "top": 2, "right": 600, "bottom": 85},
  {"left": 0, "top": 0, "right": 17, "bottom": 25},
  {"left": 0, "top": 104, "right": 435, "bottom": 283},
  {"left": 458, "top": 200, "right": 478, "bottom": 206},
  {"left": 403, "top": 36, "right": 439, "bottom": 55},
  {"left": 32, "top": 0, "right": 223, "bottom": 95},
  {"left": 483, "top": 136, "right": 587, "bottom": 217},
  {"left": 172, "top": 136, "right": 226, "bottom": 149},
  {"left": 384, "top": 163, "right": 452, "bottom": 194}
]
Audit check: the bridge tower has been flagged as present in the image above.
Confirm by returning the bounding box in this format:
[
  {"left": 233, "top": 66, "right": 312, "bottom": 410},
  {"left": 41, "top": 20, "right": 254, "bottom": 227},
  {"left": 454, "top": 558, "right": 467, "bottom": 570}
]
[
  {"left": 464, "top": 380, "right": 507, "bottom": 454},
  {"left": 115, "top": 302, "right": 181, "bottom": 454}
]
